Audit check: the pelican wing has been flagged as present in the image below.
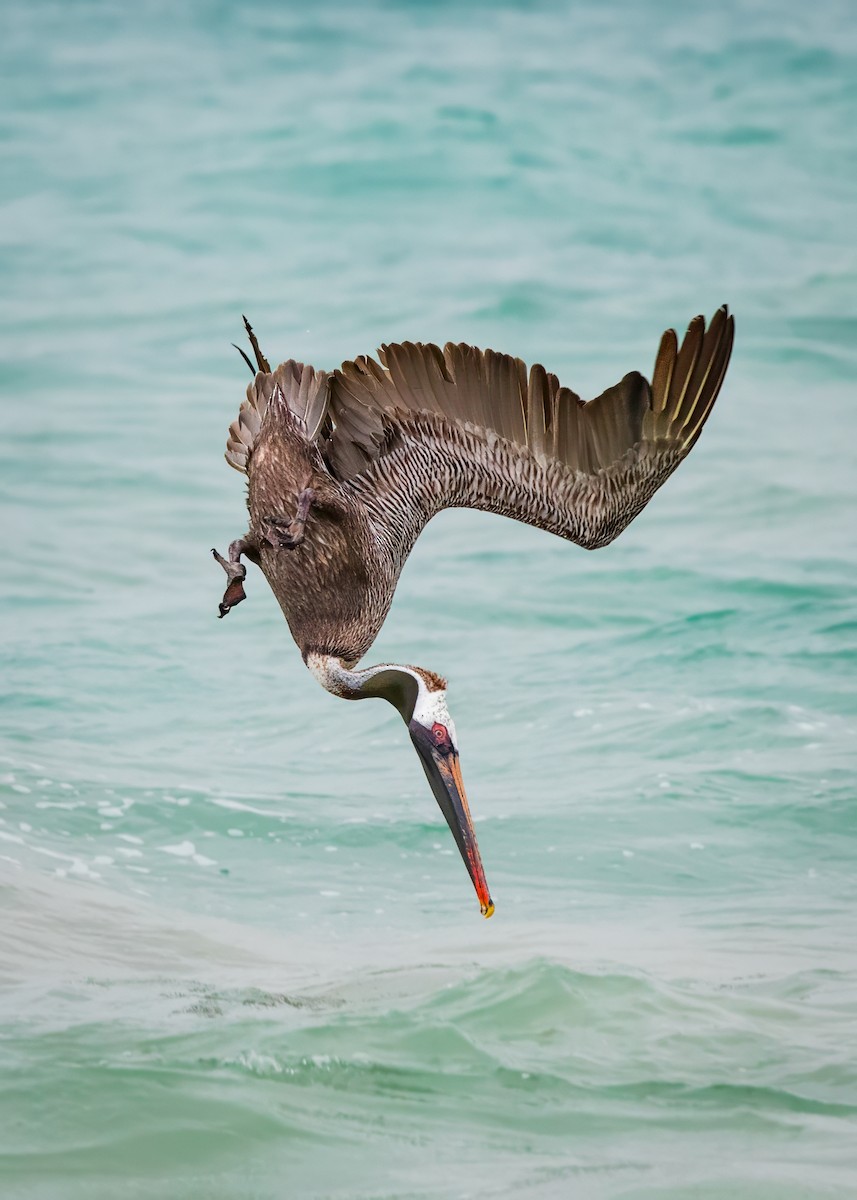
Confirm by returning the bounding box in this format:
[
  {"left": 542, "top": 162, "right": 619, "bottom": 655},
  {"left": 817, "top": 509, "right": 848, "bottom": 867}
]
[
  {"left": 226, "top": 359, "right": 331, "bottom": 474},
  {"left": 326, "top": 308, "right": 733, "bottom": 551}
]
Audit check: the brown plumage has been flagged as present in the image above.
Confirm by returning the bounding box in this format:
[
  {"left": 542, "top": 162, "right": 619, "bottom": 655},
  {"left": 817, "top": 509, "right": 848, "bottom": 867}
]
[
  {"left": 215, "top": 307, "right": 734, "bottom": 917},
  {"left": 223, "top": 307, "right": 733, "bottom": 664}
]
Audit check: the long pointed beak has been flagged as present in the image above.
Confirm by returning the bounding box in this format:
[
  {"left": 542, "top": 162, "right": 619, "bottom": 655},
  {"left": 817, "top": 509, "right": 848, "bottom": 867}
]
[{"left": 409, "top": 726, "right": 494, "bottom": 918}]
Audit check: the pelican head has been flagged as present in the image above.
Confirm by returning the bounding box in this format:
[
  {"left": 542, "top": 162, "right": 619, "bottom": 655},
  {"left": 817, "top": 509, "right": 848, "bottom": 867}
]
[{"left": 306, "top": 654, "right": 494, "bottom": 917}]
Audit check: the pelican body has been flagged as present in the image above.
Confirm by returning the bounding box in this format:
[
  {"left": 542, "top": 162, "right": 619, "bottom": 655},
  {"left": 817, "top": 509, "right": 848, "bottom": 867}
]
[{"left": 214, "top": 310, "right": 734, "bottom": 916}]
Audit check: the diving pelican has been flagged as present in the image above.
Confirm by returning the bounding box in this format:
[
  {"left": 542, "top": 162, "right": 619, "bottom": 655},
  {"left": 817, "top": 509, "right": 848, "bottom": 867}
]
[{"left": 213, "top": 308, "right": 734, "bottom": 917}]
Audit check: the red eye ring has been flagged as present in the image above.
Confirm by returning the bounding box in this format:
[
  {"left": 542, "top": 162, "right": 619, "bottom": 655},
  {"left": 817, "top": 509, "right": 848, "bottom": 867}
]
[{"left": 432, "top": 723, "right": 447, "bottom": 743}]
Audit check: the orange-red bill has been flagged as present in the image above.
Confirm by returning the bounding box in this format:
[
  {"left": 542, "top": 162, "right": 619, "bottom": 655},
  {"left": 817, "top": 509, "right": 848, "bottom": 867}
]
[
  {"left": 447, "top": 754, "right": 494, "bottom": 918},
  {"left": 408, "top": 722, "right": 494, "bottom": 918}
]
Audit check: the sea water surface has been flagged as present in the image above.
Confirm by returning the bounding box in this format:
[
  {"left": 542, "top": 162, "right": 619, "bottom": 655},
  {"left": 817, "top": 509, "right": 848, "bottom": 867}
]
[{"left": 1, "top": 1, "right": 856, "bottom": 1196}]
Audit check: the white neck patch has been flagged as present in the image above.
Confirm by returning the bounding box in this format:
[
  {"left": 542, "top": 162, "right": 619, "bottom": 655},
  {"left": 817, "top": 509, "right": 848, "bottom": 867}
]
[{"left": 306, "top": 654, "right": 458, "bottom": 745}]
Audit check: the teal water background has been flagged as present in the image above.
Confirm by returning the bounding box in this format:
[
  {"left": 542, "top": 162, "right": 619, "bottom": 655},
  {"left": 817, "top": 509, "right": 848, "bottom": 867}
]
[{"left": 2, "top": 1, "right": 857, "bottom": 1196}]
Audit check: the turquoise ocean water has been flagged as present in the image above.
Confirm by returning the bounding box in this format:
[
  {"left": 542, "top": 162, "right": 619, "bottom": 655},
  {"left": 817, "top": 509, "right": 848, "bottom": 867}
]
[{"left": 2, "top": 1, "right": 856, "bottom": 1196}]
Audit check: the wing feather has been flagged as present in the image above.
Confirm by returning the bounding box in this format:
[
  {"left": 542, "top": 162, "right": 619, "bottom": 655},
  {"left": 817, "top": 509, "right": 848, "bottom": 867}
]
[
  {"left": 224, "top": 355, "right": 331, "bottom": 474},
  {"left": 224, "top": 309, "right": 734, "bottom": 552},
  {"left": 326, "top": 307, "right": 733, "bottom": 549}
]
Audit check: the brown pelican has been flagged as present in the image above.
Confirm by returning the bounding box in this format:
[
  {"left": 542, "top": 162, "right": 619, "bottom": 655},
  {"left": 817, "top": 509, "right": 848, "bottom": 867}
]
[{"left": 213, "top": 308, "right": 734, "bottom": 917}]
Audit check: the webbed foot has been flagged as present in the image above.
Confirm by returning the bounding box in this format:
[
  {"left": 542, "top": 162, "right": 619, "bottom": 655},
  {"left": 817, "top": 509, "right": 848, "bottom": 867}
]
[
  {"left": 212, "top": 539, "right": 249, "bottom": 618},
  {"left": 261, "top": 487, "right": 316, "bottom": 551}
]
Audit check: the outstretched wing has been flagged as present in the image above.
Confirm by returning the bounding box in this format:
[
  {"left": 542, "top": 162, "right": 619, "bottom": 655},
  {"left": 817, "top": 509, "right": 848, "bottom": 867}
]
[{"left": 325, "top": 307, "right": 734, "bottom": 553}]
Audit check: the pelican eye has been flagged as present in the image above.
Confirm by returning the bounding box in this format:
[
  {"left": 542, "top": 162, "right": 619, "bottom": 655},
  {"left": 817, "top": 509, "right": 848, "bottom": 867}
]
[{"left": 431, "top": 722, "right": 450, "bottom": 748}]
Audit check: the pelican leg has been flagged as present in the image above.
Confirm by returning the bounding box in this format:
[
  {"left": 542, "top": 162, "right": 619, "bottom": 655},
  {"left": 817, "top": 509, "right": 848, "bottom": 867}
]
[
  {"left": 261, "top": 487, "right": 316, "bottom": 550},
  {"left": 211, "top": 538, "right": 251, "bottom": 618}
]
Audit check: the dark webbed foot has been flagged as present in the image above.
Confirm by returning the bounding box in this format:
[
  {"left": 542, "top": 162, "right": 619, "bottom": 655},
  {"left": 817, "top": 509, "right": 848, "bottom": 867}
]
[
  {"left": 212, "top": 539, "right": 250, "bottom": 618},
  {"left": 262, "top": 520, "right": 303, "bottom": 550},
  {"left": 261, "top": 487, "right": 316, "bottom": 551}
]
